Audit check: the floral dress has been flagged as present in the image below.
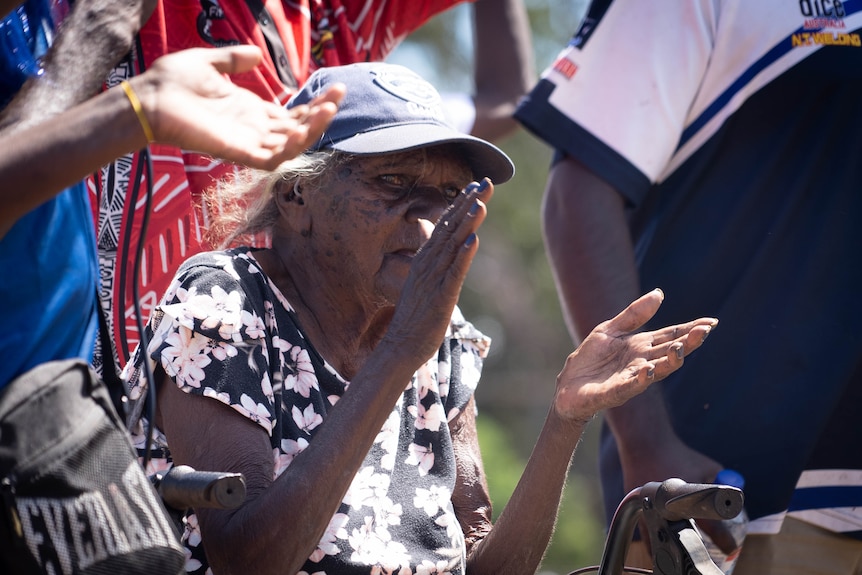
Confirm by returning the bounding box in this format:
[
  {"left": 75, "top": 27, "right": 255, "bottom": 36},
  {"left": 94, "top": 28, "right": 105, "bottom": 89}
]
[{"left": 122, "top": 247, "right": 491, "bottom": 575}]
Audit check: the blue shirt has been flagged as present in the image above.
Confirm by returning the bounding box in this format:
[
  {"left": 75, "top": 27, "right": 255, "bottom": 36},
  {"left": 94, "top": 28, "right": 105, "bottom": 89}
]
[
  {"left": 0, "top": 182, "right": 99, "bottom": 389},
  {"left": 0, "top": 0, "right": 96, "bottom": 390}
]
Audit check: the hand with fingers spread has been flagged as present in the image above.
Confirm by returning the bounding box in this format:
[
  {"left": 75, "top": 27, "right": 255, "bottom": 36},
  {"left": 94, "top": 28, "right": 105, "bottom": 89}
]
[
  {"left": 0, "top": 45, "right": 343, "bottom": 237},
  {"left": 553, "top": 288, "right": 717, "bottom": 424},
  {"left": 134, "top": 46, "right": 344, "bottom": 170},
  {"left": 548, "top": 288, "right": 721, "bottom": 565}
]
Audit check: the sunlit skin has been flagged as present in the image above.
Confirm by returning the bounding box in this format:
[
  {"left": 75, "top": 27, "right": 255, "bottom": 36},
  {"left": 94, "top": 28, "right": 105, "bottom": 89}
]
[
  {"left": 0, "top": 45, "right": 344, "bottom": 238},
  {"left": 308, "top": 149, "right": 471, "bottom": 304}
]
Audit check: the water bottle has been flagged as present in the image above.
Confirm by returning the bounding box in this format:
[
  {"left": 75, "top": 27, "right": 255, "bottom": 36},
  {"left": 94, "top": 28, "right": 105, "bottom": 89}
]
[{"left": 699, "top": 469, "right": 748, "bottom": 574}]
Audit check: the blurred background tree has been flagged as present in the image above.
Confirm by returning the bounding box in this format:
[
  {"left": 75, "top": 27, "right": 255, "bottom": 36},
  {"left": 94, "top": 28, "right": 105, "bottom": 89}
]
[{"left": 387, "top": 2, "right": 608, "bottom": 573}]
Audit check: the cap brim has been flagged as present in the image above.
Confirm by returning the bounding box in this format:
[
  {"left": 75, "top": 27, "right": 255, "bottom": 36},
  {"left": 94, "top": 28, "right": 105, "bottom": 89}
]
[{"left": 320, "top": 123, "right": 515, "bottom": 184}]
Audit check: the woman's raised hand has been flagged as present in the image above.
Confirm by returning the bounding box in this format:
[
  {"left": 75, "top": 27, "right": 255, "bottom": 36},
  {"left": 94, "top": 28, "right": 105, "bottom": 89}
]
[
  {"left": 553, "top": 289, "right": 718, "bottom": 424},
  {"left": 384, "top": 179, "right": 494, "bottom": 364}
]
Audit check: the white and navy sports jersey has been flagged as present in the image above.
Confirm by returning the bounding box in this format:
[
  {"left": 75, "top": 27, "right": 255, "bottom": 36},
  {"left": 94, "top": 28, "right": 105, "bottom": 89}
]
[{"left": 516, "top": 0, "right": 862, "bottom": 537}]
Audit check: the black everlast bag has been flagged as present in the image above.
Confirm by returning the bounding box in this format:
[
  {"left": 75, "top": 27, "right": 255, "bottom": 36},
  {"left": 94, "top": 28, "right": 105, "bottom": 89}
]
[{"left": 0, "top": 358, "right": 185, "bottom": 574}]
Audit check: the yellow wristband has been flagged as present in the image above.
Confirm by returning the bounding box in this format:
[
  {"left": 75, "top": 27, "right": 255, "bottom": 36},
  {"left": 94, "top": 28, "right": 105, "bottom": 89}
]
[{"left": 120, "top": 80, "right": 155, "bottom": 144}]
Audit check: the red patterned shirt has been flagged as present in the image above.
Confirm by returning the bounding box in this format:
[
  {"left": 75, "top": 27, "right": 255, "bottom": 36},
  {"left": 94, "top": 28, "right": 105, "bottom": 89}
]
[{"left": 92, "top": 0, "right": 468, "bottom": 366}]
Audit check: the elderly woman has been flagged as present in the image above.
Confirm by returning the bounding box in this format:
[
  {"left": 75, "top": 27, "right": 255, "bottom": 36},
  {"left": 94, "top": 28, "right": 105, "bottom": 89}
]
[{"left": 123, "top": 62, "right": 717, "bottom": 575}]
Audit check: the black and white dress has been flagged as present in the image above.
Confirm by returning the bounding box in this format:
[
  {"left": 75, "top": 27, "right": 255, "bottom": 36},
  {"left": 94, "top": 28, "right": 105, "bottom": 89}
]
[{"left": 123, "top": 247, "right": 491, "bottom": 575}]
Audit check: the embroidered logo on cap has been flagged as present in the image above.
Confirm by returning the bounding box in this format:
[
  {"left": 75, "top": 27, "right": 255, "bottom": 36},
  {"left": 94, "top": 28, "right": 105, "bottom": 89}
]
[{"left": 372, "top": 68, "right": 445, "bottom": 120}]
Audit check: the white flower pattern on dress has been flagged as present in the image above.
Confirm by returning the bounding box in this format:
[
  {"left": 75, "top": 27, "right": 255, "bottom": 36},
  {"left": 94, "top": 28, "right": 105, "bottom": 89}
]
[
  {"left": 346, "top": 465, "right": 391, "bottom": 509},
  {"left": 375, "top": 410, "right": 401, "bottom": 471},
  {"left": 413, "top": 485, "right": 451, "bottom": 517},
  {"left": 121, "top": 248, "right": 491, "bottom": 575},
  {"left": 405, "top": 442, "right": 435, "bottom": 477},
  {"left": 434, "top": 508, "right": 464, "bottom": 542},
  {"left": 347, "top": 516, "right": 411, "bottom": 570},
  {"left": 190, "top": 285, "right": 244, "bottom": 341},
  {"left": 285, "top": 345, "right": 319, "bottom": 398},
  {"left": 407, "top": 402, "right": 445, "bottom": 432},
  {"left": 275, "top": 436, "right": 309, "bottom": 477},
  {"left": 293, "top": 403, "right": 324, "bottom": 434},
  {"left": 417, "top": 558, "right": 456, "bottom": 575},
  {"left": 311, "top": 512, "right": 350, "bottom": 562},
  {"left": 373, "top": 496, "right": 403, "bottom": 529},
  {"left": 237, "top": 392, "right": 271, "bottom": 425},
  {"left": 160, "top": 328, "right": 212, "bottom": 388}
]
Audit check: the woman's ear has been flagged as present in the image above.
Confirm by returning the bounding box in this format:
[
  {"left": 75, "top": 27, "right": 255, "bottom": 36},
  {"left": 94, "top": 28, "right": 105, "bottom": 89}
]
[
  {"left": 276, "top": 179, "right": 304, "bottom": 208},
  {"left": 275, "top": 179, "right": 312, "bottom": 236}
]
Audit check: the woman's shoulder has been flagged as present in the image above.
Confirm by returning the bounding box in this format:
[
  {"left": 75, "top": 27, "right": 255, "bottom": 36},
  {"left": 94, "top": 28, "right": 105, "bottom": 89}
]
[
  {"left": 176, "top": 247, "right": 261, "bottom": 275},
  {"left": 168, "top": 248, "right": 272, "bottom": 294},
  {"left": 155, "top": 247, "right": 277, "bottom": 337},
  {"left": 447, "top": 306, "right": 491, "bottom": 359}
]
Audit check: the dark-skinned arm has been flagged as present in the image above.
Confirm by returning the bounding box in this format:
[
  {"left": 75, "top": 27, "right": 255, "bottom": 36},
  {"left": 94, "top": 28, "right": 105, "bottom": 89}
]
[
  {"left": 0, "top": 0, "right": 156, "bottom": 131},
  {"left": 462, "top": 288, "right": 716, "bottom": 575},
  {"left": 543, "top": 155, "right": 729, "bottom": 554},
  {"left": 543, "top": 155, "right": 678, "bottom": 488},
  {"left": 0, "top": 0, "right": 152, "bottom": 236},
  {"left": 469, "top": 0, "right": 534, "bottom": 142},
  {"left": 0, "top": 46, "right": 342, "bottom": 237},
  {"left": 157, "top": 342, "right": 428, "bottom": 575},
  {"left": 429, "top": 158, "right": 717, "bottom": 575}
]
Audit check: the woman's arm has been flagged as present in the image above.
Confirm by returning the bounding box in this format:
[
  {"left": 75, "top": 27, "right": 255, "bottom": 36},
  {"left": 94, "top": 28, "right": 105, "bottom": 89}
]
[
  {"left": 449, "top": 397, "right": 493, "bottom": 554},
  {"left": 156, "top": 343, "right": 437, "bottom": 575},
  {"left": 0, "top": 0, "right": 156, "bottom": 131},
  {"left": 462, "top": 290, "right": 717, "bottom": 575},
  {"left": 469, "top": 0, "right": 534, "bottom": 142},
  {"left": 0, "top": 46, "right": 341, "bottom": 237},
  {"left": 546, "top": 155, "right": 727, "bottom": 548}
]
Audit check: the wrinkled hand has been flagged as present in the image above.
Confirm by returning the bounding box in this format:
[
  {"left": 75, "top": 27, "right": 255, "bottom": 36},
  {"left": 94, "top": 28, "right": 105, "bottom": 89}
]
[
  {"left": 553, "top": 289, "right": 717, "bottom": 424},
  {"left": 133, "top": 45, "right": 344, "bottom": 170},
  {"left": 384, "top": 179, "right": 494, "bottom": 363}
]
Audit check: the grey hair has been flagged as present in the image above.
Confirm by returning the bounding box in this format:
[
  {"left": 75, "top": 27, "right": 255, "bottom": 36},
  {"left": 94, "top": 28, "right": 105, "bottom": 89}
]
[{"left": 203, "top": 150, "right": 353, "bottom": 248}]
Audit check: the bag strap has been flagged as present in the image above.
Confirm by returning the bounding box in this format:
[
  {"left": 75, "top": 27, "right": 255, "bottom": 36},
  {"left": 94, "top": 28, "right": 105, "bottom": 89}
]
[
  {"left": 96, "top": 294, "right": 128, "bottom": 423},
  {"left": 244, "top": 0, "right": 297, "bottom": 90}
]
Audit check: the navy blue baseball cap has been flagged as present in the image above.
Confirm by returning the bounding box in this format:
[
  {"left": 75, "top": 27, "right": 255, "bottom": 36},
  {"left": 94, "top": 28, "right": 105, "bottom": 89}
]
[{"left": 287, "top": 62, "right": 515, "bottom": 184}]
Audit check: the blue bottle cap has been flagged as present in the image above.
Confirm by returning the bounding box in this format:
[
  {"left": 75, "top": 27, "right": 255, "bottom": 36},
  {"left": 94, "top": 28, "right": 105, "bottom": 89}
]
[{"left": 715, "top": 468, "right": 745, "bottom": 489}]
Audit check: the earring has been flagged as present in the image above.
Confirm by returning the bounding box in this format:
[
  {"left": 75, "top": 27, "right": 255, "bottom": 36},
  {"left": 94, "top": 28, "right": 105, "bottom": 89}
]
[{"left": 286, "top": 181, "right": 304, "bottom": 205}]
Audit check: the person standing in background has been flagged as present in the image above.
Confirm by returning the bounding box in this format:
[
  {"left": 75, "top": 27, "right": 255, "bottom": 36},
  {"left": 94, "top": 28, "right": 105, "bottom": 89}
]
[
  {"left": 0, "top": 0, "right": 339, "bottom": 570},
  {"left": 0, "top": 0, "right": 155, "bottom": 390},
  {"left": 515, "top": 1, "right": 862, "bottom": 573},
  {"left": 0, "top": 0, "right": 340, "bottom": 392},
  {"left": 93, "top": 0, "right": 534, "bottom": 370}
]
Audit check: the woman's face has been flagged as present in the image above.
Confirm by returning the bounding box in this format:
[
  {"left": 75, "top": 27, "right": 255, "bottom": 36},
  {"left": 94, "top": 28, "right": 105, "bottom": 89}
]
[{"left": 304, "top": 147, "right": 472, "bottom": 307}]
